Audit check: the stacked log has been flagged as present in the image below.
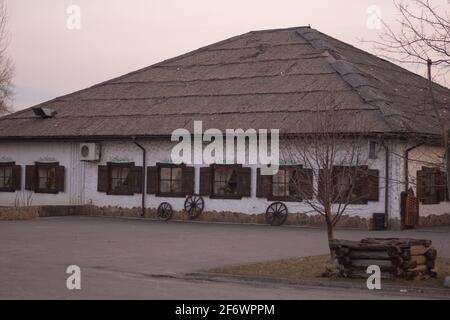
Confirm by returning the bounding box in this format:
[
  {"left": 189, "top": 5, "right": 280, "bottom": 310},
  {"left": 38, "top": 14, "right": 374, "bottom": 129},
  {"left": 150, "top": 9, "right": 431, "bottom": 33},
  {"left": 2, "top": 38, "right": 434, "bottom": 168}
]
[{"left": 330, "top": 238, "right": 437, "bottom": 280}]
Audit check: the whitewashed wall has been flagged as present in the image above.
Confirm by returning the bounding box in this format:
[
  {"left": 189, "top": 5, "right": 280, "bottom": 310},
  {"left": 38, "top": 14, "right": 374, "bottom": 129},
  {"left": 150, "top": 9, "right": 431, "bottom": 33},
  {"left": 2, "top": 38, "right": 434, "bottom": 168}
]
[
  {"left": 0, "top": 141, "right": 85, "bottom": 207},
  {"left": 1, "top": 139, "right": 447, "bottom": 219},
  {"left": 404, "top": 144, "right": 450, "bottom": 217}
]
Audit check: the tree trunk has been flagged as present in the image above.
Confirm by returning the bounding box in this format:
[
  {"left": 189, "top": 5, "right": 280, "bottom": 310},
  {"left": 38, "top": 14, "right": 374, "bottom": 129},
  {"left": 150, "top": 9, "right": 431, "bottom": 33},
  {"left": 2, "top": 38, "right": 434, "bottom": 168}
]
[{"left": 325, "top": 208, "right": 334, "bottom": 258}]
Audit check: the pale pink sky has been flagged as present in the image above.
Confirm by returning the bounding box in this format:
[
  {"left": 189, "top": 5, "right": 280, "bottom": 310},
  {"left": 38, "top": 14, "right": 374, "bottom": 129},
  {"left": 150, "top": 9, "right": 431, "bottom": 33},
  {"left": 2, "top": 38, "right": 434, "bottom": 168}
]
[{"left": 7, "top": 0, "right": 448, "bottom": 111}]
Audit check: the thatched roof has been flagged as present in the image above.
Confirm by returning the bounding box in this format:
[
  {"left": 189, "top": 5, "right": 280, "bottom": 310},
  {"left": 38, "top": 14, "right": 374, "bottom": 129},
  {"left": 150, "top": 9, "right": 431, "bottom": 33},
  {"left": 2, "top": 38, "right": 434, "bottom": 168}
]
[{"left": 0, "top": 26, "right": 449, "bottom": 140}]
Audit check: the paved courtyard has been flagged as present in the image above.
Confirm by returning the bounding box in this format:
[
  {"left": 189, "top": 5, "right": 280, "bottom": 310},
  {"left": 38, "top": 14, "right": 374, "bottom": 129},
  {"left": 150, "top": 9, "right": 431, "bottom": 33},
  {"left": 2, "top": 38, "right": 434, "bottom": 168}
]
[{"left": 0, "top": 216, "right": 449, "bottom": 299}]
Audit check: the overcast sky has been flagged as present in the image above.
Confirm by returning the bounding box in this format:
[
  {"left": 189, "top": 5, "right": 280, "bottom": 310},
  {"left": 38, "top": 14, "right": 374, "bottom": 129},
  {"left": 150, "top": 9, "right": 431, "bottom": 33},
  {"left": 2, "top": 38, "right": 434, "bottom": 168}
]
[{"left": 7, "top": 0, "right": 449, "bottom": 111}]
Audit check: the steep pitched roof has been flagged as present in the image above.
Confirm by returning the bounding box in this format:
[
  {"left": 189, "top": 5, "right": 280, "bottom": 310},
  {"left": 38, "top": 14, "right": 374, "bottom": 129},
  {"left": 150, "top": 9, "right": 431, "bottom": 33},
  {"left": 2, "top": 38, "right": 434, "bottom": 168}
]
[{"left": 0, "top": 26, "right": 449, "bottom": 140}]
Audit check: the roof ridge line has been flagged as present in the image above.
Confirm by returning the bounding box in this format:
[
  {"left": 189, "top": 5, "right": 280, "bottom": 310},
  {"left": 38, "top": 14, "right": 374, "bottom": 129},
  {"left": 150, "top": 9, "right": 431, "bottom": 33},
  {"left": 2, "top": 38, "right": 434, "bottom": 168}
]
[{"left": 295, "top": 28, "right": 403, "bottom": 132}]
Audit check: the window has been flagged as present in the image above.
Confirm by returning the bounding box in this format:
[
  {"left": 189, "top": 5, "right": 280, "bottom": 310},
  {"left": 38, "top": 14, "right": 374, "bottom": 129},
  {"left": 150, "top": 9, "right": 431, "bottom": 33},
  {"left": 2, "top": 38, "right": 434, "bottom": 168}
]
[
  {"left": 0, "top": 162, "right": 20, "bottom": 192},
  {"left": 0, "top": 165, "right": 13, "bottom": 190},
  {"left": 26, "top": 163, "right": 65, "bottom": 194},
  {"left": 97, "top": 163, "right": 143, "bottom": 195},
  {"left": 213, "top": 165, "right": 239, "bottom": 197},
  {"left": 271, "top": 167, "right": 298, "bottom": 200},
  {"left": 158, "top": 164, "right": 184, "bottom": 196},
  {"left": 146, "top": 164, "right": 194, "bottom": 197},
  {"left": 200, "top": 165, "right": 251, "bottom": 199},
  {"left": 327, "top": 166, "right": 381, "bottom": 204},
  {"left": 257, "top": 165, "right": 313, "bottom": 201},
  {"left": 110, "top": 165, "right": 132, "bottom": 195},
  {"left": 417, "top": 167, "right": 447, "bottom": 204},
  {"left": 38, "top": 166, "right": 57, "bottom": 191}
]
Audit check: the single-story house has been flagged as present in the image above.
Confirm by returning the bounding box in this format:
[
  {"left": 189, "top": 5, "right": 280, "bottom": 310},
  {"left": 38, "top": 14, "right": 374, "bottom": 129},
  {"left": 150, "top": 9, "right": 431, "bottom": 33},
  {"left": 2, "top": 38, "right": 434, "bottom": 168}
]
[{"left": 0, "top": 26, "right": 449, "bottom": 229}]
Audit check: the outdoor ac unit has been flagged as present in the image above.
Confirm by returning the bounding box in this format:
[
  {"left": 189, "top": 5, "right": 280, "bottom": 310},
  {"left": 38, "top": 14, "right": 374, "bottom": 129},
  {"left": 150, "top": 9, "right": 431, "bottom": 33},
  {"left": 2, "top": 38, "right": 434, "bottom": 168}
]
[{"left": 79, "top": 143, "right": 101, "bottom": 161}]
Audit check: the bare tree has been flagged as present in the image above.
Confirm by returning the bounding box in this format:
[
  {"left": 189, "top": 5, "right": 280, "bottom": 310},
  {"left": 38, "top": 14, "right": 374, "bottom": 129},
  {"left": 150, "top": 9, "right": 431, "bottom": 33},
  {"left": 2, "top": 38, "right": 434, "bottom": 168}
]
[
  {"left": 0, "top": 0, "right": 13, "bottom": 114},
  {"left": 281, "top": 106, "right": 377, "bottom": 262},
  {"left": 369, "top": 0, "right": 450, "bottom": 198}
]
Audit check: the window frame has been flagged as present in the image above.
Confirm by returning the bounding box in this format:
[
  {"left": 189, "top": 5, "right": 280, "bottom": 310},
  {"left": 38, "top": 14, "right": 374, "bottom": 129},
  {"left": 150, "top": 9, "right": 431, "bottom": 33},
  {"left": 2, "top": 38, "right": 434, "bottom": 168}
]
[
  {"left": 210, "top": 164, "right": 242, "bottom": 200},
  {"left": 35, "top": 162, "right": 59, "bottom": 194},
  {"left": 268, "top": 165, "right": 301, "bottom": 202},
  {"left": 0, "top": 162, "right": 15, "bottom": 192},
  {"left": 156, "top": 163, "right": 186, "bottom": 198},
  {"left": 106, "top": 162, "right": 135, "bottom": 196}
]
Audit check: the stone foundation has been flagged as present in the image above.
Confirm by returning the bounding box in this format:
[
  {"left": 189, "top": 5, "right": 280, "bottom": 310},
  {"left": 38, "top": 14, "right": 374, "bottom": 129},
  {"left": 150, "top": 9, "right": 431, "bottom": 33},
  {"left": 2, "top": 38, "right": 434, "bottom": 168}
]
[
  {"left": 0, "top": 206, "right": 40, "bottom": 220},
  {"left": 418, "top": 213, "right": 450, "bottom": 227},
  {"left": 77, "top": 205, "right": 400, "bottom": 230},
  {"left": 1, "top": 205, "right": 447, "bottom": 230}
]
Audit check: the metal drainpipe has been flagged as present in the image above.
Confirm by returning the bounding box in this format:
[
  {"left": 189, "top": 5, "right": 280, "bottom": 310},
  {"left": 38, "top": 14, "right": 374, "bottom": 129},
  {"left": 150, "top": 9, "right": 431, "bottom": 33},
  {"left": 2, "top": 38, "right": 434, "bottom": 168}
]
[
  {"left": 381, "top": 141, "right": 390, "bottom": 229},
  {"left": 133, "top": 138, "right": 146, "bottom": 217},
  {"left": 404, "top": 142, "right": 425, "bottom": 192}
]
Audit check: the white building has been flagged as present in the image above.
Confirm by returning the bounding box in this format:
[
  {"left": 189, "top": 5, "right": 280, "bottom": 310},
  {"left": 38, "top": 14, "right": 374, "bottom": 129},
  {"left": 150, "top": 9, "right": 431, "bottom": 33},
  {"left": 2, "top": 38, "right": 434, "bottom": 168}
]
[{"left": 1, "top": 26, "right": 449, "bottom": 229}]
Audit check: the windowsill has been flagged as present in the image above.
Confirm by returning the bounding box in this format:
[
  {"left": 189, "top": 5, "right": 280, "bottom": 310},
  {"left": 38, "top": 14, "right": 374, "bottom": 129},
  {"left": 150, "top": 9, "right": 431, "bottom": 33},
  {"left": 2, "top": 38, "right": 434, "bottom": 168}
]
[
  {"left": 156, "top": 193, "right": 187, "bottom": 198},
  {"left": 107, "top": 191, "right": 134, "bottom": 196},
  {"left": 210, "top": 194, "right": 242, "bottom": 200},
  {"left": 35, "top": 189, "right": 59, "bottom": 194},
  {"left": 268, "top": 195, "right": 303, "bottom": 202}
]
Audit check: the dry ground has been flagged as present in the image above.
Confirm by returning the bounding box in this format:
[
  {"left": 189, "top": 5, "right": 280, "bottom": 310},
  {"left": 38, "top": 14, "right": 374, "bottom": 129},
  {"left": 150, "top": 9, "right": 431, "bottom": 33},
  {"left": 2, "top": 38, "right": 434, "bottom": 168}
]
[{"left": 207, "top": 255, "right": 450, "bottom": 289}]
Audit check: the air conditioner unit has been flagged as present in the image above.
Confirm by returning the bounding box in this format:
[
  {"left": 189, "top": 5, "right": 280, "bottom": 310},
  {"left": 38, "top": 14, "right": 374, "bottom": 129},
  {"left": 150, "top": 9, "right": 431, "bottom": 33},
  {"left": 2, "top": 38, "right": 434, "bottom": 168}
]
[{"left": 79, "top": 143, "right": 101, "bottom": 161}]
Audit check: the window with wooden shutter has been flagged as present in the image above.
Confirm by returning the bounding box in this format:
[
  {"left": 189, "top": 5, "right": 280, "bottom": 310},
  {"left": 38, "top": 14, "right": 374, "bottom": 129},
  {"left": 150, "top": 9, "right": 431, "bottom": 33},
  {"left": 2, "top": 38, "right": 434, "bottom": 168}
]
[
  {"left": 332, "top": 166, "right": 368, "bottom": 204},
  {"left": 417, "top": 167, "right": 445, "bottom": 205},
  {"left": 0, "top": 162, "right": 20, "bottom": 192},
  {"left": 256, "top": 168, "right": 271, "bottom": 198},
  {"left": 269, "top": 165, "right": 303, "bottom": 202},
  {"left": 106, "top": 162, "right": 134, "bottom": 196},
  {"left": 154, "top": 163, "right": 192, "bottom": 197},
  {"left": 146, "top": 166, "right": 158, "bottom": 194},
  {"left": 32, "top": 162, "right": 64, "bottom": 194},
  {"left": 208, "top": 164, "right": 242, "bottom": 199},
  {"left": 199, "top": 166, "right": 212, "bottom": 197},
  {"left": 237, "top": 167, "right": 252, "bottom": 197}
]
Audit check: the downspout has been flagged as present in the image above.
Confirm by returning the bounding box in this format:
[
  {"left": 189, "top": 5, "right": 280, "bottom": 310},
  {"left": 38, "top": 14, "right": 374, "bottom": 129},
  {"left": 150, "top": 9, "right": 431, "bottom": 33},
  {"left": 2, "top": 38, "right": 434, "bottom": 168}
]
[
  {"left": 404, "top": 142, "right": 425, "bottom": 192},
  {"left": 381, "top": 141, "right": 390, "bottom": 229},
  {"left": 133, "top": 138, "right": 146, "bottom": 217}
]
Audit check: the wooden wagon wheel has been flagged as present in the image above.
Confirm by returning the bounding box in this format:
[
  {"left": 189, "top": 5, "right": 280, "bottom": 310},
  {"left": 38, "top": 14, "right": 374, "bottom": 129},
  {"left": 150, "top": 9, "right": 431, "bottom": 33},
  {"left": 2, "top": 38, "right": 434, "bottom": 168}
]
[
  {"left": 265, "top": 202, "right": 288, "bottom": 226},
  {"left": 184, "top": 195, "right": 205, "bottom": 219},
  {"left": 157, "top": 202, "right": 173, "bottom": 221}
]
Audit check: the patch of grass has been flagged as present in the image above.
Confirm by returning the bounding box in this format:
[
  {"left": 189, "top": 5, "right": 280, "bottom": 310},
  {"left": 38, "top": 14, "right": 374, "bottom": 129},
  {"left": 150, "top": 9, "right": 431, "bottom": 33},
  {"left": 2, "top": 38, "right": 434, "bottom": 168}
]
[{"left": 207, "top": 255, "right": 450, "bottom": 289}]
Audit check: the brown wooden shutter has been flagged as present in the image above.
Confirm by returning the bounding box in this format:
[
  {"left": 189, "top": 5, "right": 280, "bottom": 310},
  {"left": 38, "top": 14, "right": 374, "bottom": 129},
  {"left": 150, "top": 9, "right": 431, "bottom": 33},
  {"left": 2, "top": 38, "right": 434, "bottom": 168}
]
[
  {"left": 146, "top": 166, "right": 158, "bottom": 194},
  {"left": 25, "top": 165, "right": 36, "bottom": 191},
  {"left": 238, "top": 167, "right": 252, "bottom": 197},
  {"left": 12, "top": 165, "right": 22, "bottom": 191},
  {"left": 437, "top": 171, "right": 447, "bottom": 203},
  {"left": 298, "top": 168, "right": 313, "bottom": 200},
  {"left": 256, "top": 168, "right": 272, "bottom": 198},
  {"left": 97, "top": 165, "right": 108, "bottom": 192},
  {"left": 353, "top": 166, "right": 368, "bottom": 204},
  {"left": 132, "top": 166, "right": 143, "bottom": 194},
  {"left": 318, "top": 169, "right": 325, "bottom": 201},
  {"left": 365, "top": 169, "right": 380, "bottom": 201},
  {"left": 183, "top": 166, "right": 195, "bottom": 195},
  {"left": 199, "top": 166, "right": 212, "bottom": 196},
  {"left": 416, "top": 169, "right": 426, "bottom": 202},
  {"left": 55, "top": 166, "right": 65, "bottom": 192}
]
